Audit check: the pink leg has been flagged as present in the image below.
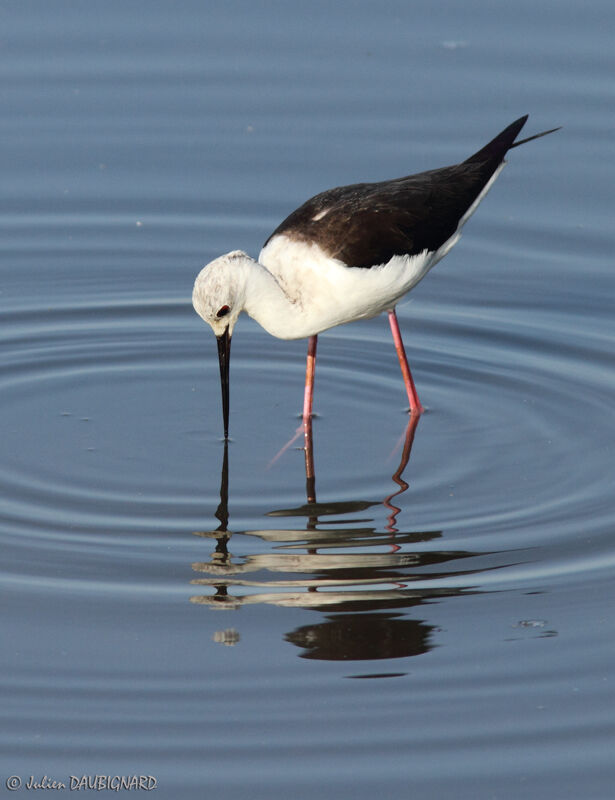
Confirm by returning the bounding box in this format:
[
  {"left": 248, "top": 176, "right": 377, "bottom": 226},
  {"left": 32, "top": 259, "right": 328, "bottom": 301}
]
[
  {"left": 268, "top": 335, "right": 318, "bottom": 470},
  {"left": 302, "top": 335, "right": 318, "bottom": 424},
  {"left": 302, "top": 337, "right": 317, "bottom": 496},
  {"left": 388, "top": 309, "right": 424, "bottom": 415}
]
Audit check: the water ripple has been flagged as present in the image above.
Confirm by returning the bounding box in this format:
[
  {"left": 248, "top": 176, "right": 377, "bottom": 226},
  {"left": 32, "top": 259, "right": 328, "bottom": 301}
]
[{"left": 1, "top": 287, "right": 614, "bottom": 608}]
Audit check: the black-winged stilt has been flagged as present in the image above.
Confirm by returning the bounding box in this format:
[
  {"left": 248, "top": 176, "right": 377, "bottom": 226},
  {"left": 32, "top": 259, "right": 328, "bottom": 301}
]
[{"left": 193, "top": 115, "right": 558, "bottom": 439}]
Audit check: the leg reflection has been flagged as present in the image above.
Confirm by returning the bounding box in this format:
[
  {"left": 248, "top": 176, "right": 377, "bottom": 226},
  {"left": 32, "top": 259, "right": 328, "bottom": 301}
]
[
  {"left": 303, "top": 415, "right": 316, "bottom": 505},
  {"left": 300, "top": 410, "right": 421, "bottom": 533},
  {"left": 383, "top": 414, "right": 421, "bottom": 533}
]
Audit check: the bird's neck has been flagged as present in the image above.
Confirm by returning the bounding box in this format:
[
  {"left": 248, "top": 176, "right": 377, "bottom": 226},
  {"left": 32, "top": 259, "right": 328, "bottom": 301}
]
[{"left": 243, "top": 258, "right": 311, "bottom": 340}]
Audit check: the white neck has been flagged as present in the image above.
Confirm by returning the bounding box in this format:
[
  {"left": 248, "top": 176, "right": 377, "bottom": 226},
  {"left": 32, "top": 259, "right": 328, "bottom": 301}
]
[{"left": 242, "top": 258, "right": 313, "bottom": 340}]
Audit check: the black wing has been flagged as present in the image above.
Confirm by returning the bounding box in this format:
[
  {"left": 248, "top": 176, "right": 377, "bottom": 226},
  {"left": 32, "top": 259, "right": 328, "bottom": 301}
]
[{"left": 264, "top": 116, "right": 530, "bottom": 268}]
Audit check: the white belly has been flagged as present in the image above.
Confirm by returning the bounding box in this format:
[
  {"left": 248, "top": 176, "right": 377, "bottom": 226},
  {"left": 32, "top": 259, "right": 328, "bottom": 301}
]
[{"left": 258, "top": 234, "right": 440, "bottom": 338}]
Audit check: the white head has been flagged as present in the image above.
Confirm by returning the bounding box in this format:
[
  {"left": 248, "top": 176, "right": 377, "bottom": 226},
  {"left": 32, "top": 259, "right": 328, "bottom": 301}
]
[{"left": 192, "top": 250, "right": 252, "bottom": 337}]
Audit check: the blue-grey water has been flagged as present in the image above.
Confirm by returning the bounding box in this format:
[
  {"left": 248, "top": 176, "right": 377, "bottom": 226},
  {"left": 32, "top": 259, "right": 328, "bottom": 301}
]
[{"left": 2, "top": 1, "right": 614, "bottom": 798}]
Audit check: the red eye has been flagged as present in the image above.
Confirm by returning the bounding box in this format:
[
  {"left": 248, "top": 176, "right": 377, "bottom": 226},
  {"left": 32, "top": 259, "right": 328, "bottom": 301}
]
[{"left": 216, "top": 305, "right": 230, "bottom": 318}]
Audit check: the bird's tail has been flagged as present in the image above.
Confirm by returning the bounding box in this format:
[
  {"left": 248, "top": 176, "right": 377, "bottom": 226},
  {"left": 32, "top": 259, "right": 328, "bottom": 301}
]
[
  {"left": 465, "top": 115, "right": 560, "bottom": 166},
  {"left": 510, "top": 125, "right": 561, "bottom": 148}
]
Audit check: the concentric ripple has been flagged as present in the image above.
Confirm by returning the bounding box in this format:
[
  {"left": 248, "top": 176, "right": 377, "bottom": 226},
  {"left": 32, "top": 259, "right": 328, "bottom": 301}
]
[{"left": 1, "top": 288, "right": 614, "bottom": 602}]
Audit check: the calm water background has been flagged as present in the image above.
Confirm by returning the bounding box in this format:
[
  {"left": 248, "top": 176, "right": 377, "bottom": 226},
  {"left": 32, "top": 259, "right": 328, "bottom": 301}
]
[{"left": 1, "top": 1, "right": 614, "bottom": 798}]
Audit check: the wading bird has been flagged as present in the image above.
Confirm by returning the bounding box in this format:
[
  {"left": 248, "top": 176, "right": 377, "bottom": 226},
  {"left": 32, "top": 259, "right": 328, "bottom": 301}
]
[{"left": 193, "top": 115, "right": 558, "bottom": 439}]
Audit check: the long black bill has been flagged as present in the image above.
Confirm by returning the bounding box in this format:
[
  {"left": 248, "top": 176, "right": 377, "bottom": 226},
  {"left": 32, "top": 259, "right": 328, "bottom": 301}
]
[{"left": 216, "top": 328, "right": 231, "bottom": 440}]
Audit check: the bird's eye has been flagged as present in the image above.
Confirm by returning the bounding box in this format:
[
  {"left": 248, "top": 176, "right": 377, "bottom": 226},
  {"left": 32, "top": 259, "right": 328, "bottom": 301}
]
[{"left": 216, "top": 305, "right": 230, "bottom": 318}]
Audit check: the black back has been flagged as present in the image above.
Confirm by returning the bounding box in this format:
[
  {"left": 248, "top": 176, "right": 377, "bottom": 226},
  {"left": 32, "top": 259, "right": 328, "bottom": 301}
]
[{"left": 264, "top": 116, "right": 529, "bottom": 268}]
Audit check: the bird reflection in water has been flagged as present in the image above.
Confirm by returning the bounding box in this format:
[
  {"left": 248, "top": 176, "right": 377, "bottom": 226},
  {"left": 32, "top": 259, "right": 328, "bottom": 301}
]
[{"left": 192, "top": 417, "right": 483, "bottom": 666}]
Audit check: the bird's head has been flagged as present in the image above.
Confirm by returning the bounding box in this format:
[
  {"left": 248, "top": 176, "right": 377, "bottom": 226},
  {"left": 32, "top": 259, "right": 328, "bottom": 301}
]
[{"left": 192, "top": 250, "right": 251, "bottom": 338}]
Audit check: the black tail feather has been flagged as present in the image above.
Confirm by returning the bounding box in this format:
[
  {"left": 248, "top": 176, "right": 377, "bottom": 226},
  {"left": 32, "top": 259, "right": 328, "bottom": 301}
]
[
  {"left": 465, "top": 115, "right": 560, "bottom": 166},
  {"left": 464, "top": 115, "right": 528, "bottom": 165},
  {"left": 510, "top": 126, "right": 562, "bottom": 148}
]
